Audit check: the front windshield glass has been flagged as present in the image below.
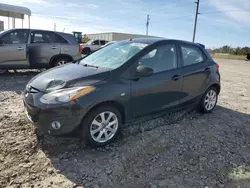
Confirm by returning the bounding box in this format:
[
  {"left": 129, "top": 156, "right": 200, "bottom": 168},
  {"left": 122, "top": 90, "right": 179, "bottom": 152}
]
[
  {"left": 79, "top": 41, "right": 148, "bottom": 69},
  {"left": 86, "top": 40, "right": 93, "bottom": 45}
]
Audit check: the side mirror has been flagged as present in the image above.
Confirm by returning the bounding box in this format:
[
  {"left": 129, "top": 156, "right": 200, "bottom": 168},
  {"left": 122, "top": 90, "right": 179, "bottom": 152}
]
[{"left": 135, "top": 64, "right": 153, "bottom": 77}]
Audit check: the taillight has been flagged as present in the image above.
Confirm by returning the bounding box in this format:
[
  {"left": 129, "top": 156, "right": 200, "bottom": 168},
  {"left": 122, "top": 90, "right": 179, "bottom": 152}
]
[
  {"left": 78, "top": 44, "right": 83, "bottom": 53},
  {"left": 216, "top": 63, "right": 219, "bottom": 71}
]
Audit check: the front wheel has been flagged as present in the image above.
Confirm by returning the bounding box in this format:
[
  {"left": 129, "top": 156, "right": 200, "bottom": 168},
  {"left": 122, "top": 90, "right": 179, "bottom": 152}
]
[
  {"left": 198, "top": 87, "right": 218, "bottom": 113},
  {"left": 80, "top": 105, "right": 122, "bottom": 147}
]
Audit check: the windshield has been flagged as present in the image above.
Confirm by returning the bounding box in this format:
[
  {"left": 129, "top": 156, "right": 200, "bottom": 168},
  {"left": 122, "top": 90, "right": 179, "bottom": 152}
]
[
  {"left": 79, "top": 41, "right": 148, "bottom": 69},
  {"left": 86, "top": 39, "right": 94, "bottom": 45}
]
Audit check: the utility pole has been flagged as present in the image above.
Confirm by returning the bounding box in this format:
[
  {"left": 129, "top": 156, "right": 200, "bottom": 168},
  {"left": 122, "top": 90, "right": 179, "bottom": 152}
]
[
  {"left": 192, "top": 0, "right": 200, "bottom": 42},
  {"left": 146, "top": 14, "right": 150, "bottom": 36}
]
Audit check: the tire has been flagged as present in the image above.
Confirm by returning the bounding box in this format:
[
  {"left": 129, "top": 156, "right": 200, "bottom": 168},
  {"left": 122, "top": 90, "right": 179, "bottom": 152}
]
[
  {"left": 80, "top": 105, "right": 122, "bottom": 147},
  {"left": 198, "top": 86, "right": 218, "bottom": 113},
  {"left": 52, "top": 57, "right": 70, "bottom": 67},
  {"left": 82, "top": 47, "right": 91, "bottom": 55}
]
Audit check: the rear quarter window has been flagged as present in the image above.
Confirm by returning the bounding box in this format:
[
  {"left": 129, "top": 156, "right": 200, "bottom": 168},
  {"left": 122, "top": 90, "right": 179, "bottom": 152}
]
[{"left": 55, "top": 33, "right": 68, "bottom": 43}]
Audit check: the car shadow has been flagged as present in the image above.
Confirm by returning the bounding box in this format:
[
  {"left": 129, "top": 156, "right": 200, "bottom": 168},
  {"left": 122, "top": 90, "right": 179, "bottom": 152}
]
[
  {"left": 0, "top": 70, "right": 40, "bottom": 94},
  {"left": 37, "top": 105, "right": 250, "bottom": 188}
]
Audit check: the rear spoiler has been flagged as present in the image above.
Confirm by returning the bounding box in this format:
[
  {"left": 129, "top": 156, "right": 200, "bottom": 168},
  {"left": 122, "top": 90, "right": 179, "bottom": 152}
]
[{"left": 196, "top": 43, "right": 205, "bottom": 49}]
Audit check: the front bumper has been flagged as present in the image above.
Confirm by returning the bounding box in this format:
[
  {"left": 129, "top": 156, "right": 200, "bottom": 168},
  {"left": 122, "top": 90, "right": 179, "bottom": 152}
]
[{"left": 23, "top": 95, "right": 86, "bottom": 135}]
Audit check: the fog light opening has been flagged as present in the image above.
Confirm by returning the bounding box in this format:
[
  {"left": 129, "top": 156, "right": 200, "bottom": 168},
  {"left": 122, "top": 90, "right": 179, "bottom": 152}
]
[{"left": 51, "top": 121, "right": 61, "bottom": 130}]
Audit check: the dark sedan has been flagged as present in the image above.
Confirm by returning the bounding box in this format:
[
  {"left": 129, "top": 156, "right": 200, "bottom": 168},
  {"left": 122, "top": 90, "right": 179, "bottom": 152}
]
[{"left": 23, "top": 38, "right": 220, "bottom": 147}]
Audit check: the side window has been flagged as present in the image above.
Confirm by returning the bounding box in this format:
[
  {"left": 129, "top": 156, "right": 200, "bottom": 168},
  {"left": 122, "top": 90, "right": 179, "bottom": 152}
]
[
  {"left": 139, "top": 44, "right": 177, "bottom": 73},
  {"left": 100, "top": 40, "right": 106, "bottom": 45},
  {"left": 31, "top": 31, "right": 55, "bottom": 44},
  {"left": 55, "top": 34, "right": 68, "bottom": 43},
  {"left": 0, "top": 30, "right": 29, "bottom": 44},
  {"left": 181, "top": 45, "right": 205, "bottom": 66},
  {"left": 92, "top": 40, "right": 99, "bottom": 45}
]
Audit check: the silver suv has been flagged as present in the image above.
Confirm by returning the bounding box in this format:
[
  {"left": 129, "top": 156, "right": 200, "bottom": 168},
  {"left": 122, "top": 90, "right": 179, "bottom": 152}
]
[{"left": 0, "top": 29, "right": 81, "bottom": 72}]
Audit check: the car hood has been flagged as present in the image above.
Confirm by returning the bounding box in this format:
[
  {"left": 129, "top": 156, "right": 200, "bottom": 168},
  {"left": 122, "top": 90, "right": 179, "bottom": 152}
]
[{"left": 28, "top": 63, "right": 111, "bottom": 92}]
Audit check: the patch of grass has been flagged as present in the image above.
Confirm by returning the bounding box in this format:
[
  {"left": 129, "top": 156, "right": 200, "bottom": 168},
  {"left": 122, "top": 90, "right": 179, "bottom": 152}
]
[{"left": 211, "top": 54, "right": 247, "bottom": 60}]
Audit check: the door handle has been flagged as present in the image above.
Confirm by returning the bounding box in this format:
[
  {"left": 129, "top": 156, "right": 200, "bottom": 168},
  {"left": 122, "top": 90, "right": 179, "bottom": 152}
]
[
  {"left": 172, "top": 75, "right": 181, "bottom": 81},
  {"left": 17, "top": 47, "right": 24, "bottom": 50},
  {"left": 52, "top": 46, "right": 58, "bottom": 49},
  {"left": 204, "top": 68, "right": 211, "bottom": 73}
]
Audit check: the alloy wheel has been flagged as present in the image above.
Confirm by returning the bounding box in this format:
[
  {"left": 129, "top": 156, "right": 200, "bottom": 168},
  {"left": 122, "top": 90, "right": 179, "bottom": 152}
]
[
  {"left": 90, "top": 111, "right": 118, "bottom": 143},
  {"left": 204, "top": 89, "right": 217, "bottom": 111},
  {"left": 56, "top": 60, "right": 67, "bottom": 66}
]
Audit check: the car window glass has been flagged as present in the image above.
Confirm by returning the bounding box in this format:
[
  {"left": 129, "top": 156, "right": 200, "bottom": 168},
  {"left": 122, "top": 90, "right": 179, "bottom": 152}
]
[
  {"left": 55, "top": 34, "right": 68, "bottom": 43},
  {"left": 139, "top": 44, "right": 177, "bottom": 73},
  {"left": 100, "top": 40, "right": 106, "bottom": 45},
  {"left": 181, "top": 45, "right": 204, "bottom": 66},
  {"left": 1, "top": 30, "right": 28, "bottom": 44},
  {"left": 92, "top": 40, "right": 99, "bottom": 45},
  {"left": 141, "top": 49, "right": 157, "bottom": 60},
  {"left": 31, "top": 31, "right": 55, "bottom": 44}
]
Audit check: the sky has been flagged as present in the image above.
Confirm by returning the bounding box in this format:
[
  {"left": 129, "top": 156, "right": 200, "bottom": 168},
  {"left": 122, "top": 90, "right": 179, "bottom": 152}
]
[{"left": 0, "top": 0, "right": 250, "bottom": 48}]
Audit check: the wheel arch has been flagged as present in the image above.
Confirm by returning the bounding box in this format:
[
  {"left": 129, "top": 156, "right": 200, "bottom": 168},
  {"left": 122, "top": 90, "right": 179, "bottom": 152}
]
[
  {"left": 209, "top": 83, "right": 221, "bottom": 94},
  {"left": 84, "top": 100, "right": 126, "bottom": 124},
  {"left": 49, "top": 54, "right": 73, "bottom": 67}
]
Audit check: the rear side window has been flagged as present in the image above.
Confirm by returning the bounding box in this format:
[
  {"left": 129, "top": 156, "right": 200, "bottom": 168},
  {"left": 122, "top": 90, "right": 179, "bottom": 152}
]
[
  {"left": 181, "top": 45, "right": 205, "bottom": 66},
  {"left": 55, "top": 34, "right": 68, "bottom": 43},
  {"left": 31, "top": 31, "right": 55, "bottom": 44}
]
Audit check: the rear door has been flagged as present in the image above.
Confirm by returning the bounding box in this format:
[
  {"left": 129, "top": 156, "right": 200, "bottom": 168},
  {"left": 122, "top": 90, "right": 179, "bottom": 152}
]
[
  {"left": 179, "top": 43, "right": 212, "bottom": 104},
  {"left": 131, "top": 43, "right": 183, "bottom": 117},
  {"left": 29, "top": 30, "right": 60, "bottom": 68},
  {"left": 0, "top": 29, "right": 29, "bottom": 68}
]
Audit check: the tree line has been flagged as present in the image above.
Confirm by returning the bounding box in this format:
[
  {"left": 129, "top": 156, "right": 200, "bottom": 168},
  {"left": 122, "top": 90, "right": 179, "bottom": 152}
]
[{"left": 210, "top": 45, "right": 250, "bottom": 55}]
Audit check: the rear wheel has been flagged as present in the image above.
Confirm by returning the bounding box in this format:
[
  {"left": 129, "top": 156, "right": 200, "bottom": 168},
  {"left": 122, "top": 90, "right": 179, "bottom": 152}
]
[
  {"left": 198, "top": 87, "right": 218, "bottom": 113},
  {"left": 52, "top": 57, "right": 70, "bottom": 67},
  {"left": 80, "top": 105, "right": 122, "bottom": 147}
]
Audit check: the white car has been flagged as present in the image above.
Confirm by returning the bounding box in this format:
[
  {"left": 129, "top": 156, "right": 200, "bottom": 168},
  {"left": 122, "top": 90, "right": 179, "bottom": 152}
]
[{"left": 80, "top": 39, "right": 108, "bottom": 54}]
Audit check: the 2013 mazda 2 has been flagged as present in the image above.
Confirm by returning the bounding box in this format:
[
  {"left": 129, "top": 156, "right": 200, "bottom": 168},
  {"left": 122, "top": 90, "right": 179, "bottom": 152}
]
[{"left": 23, "top": 38, "right": 220, "bottom": 147}]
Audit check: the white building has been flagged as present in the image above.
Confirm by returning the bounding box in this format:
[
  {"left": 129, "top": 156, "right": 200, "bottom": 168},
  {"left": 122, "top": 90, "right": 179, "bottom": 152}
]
[{"left": 86, "top": 32, "right": 160, "bottom": 41}]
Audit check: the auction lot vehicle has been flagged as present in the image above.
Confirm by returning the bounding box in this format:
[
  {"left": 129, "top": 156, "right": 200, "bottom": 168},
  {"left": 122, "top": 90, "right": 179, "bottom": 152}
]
[
  {"left": 0, "top": 29, "right": 81, "bottom": 71},
  {"left": 81, "top": 39, "right": 109, "bottom": 54},
  {"left": 23, "top": 38, "right": 221, "bottom": 147}
]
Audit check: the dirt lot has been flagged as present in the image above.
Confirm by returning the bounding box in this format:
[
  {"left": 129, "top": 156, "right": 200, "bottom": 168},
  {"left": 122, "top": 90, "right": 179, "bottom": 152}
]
[{"left": 0, "top": 59, "right": 250, "bottom": 188}]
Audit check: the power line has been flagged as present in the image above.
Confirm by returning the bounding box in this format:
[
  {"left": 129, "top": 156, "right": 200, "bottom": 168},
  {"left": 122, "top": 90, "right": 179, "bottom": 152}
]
[{"left": 202, "top": 8, "right": 250, "bottom": 14}]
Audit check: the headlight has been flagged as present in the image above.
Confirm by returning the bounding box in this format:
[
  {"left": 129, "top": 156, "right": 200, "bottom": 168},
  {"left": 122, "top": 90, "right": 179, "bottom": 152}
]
[{"left": 40, "top": 86, "right": 95, "bottom": 104}]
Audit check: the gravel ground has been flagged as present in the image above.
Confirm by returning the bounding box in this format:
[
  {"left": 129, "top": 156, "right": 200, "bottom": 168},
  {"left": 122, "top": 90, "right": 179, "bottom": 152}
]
[{"left": 0, "top": 59, "right": 250, "bottom": 188}]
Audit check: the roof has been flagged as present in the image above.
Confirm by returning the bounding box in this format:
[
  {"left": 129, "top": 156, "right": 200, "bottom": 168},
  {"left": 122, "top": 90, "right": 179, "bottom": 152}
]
[
  {"left": 0, "top": 3, "right": 31, "bottom": 19},
  {"left": 130, "top": 38, "right": 202, "bottom": 47}
]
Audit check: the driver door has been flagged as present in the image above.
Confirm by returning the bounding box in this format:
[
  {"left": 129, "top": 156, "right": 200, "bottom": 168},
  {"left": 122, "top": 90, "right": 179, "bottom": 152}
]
[
  {"left": 130, "top": 43, "right": 183, "bottom": 117},
  {"left": 0, "top": 29, "right": 29, "bottom": 68}
]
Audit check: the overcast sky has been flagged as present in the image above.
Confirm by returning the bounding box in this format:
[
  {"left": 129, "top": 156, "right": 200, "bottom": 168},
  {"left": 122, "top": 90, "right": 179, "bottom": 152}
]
[{"left": 1, "top": 0, "right": 250, "bottom": 48}]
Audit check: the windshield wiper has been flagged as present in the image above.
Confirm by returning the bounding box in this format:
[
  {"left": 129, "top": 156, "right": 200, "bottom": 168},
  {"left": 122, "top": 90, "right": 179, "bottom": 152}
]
[{"left": 83, "top": 64, "right": 99, "bottom": 69}]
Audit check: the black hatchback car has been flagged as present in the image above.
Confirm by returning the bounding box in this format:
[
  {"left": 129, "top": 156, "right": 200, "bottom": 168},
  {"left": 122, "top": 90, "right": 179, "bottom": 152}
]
[{"left": 23, "top": 38, "right": 220, "bottom": 147}]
